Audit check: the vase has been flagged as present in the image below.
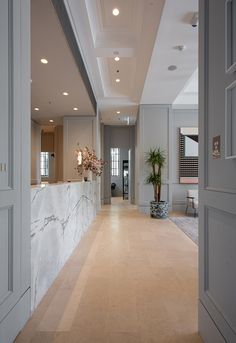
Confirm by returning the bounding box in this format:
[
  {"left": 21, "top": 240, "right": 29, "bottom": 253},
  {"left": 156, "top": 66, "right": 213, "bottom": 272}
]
[
  {"left": 83, "top": 169, "right": 92, "bottom": 182},
  {"left": 150, "top": 200, "right": 168, "bottom": 219}
]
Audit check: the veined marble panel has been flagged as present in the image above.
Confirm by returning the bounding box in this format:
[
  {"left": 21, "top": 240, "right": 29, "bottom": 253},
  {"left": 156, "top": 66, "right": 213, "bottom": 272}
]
[{"left": 31, "top": 181, "right": 100, "bottom": 311}]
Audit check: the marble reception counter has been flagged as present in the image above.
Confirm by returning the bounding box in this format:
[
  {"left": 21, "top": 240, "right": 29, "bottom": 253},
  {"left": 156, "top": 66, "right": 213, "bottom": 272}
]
[{"left": 31, "top": 181, "right": 100, "bottom": 311}]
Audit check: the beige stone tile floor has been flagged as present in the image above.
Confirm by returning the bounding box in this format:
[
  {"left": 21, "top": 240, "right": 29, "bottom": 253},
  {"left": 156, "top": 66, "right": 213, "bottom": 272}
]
[{"left": 15, "top": 200, "right": 203, "bottom": 343}]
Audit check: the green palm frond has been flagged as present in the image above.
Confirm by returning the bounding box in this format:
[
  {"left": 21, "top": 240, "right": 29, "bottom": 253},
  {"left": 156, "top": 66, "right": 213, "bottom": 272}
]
[
  {"left": 146, "top": 173, "right": 161, "bottom": 185},
  {"left": 145, "top": 148, "right": 165, "bottom": 168},
  {"left": 145, "top": 147, "right": 166, "bottom": 202}
]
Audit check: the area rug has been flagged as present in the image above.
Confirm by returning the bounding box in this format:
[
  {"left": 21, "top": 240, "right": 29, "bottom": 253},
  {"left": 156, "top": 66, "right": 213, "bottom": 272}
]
[{"left": 169, "top": 216, "right": 198, "bottom": 245}]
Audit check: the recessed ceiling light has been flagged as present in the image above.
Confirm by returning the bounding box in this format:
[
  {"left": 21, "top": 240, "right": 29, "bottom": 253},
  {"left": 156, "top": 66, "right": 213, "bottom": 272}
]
[
  {"left": 116, "top": 78, "right": 120, "bottom": 83},
  {"left": 63, "top": 92, "right": 69, "bottom": 96},
  {"left": 116, "top": 111, "right": 120, "bottom": 114},
  {"left": 73, "top": 107, "right": 78, "bottom": 111},
  {"left": 34, "top": 107, "right": 39, "bottom": 111},
  {"left": 40, "top": 58, "right": 48, "bottom": 64},
  {"left": 49, "top": 119, "right": 54, "bottom": 123},
  {"left": 168, "top": 65, "right": 177, "bottom": 71},
  {"left": 112, "top": 8, "right": 119, "bottom": 16},
  {"left": 114, "top": 56, "right": 120, "bottom": 61}
]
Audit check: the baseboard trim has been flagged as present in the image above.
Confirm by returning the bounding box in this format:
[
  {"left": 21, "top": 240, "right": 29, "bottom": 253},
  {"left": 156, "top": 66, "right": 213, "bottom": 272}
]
[
  {"left": 172, "top": 201, "right": 186, "bottom": 212},
  {"left": 0, "top": 288, "right": 30, "bottom": 343},
  {"left": 199, "top": 301, "right": 226, "bottom": 343}
]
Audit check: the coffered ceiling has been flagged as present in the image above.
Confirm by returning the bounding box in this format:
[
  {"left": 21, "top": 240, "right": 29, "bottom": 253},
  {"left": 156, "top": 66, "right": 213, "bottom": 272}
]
[
  {"left": 31, "top": 0, "right": 198, "bottom": 126},
  {"left": 64, "top": 0, "right": 165, "bottom": 125}
]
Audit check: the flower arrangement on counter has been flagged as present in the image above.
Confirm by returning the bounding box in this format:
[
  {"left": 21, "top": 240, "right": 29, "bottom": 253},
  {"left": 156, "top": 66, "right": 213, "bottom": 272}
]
[{"left": 75, "top": 145, "right": 106, "bottom": 176}]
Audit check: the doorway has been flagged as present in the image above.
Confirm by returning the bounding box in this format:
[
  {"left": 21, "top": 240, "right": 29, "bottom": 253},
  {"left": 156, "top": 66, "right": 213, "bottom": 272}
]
[{"left": 103, "top": 125, "right": 135, "bottom": 205}]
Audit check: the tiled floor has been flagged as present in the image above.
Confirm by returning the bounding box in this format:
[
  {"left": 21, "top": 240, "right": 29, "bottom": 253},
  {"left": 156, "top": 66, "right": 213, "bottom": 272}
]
[{"left": 15, "top": 201, "right": 203, "bottom": 343}]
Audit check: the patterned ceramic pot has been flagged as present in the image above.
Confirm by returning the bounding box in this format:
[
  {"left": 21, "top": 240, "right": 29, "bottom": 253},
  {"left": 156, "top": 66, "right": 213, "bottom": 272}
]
[{"left": 150, "top": 201, "right": 168, "bottom": 219}]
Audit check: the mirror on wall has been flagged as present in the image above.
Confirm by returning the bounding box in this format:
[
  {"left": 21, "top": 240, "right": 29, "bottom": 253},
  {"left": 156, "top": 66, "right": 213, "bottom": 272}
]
[{"left": 179, "top": 127, "right": 198, "bottom": 184}]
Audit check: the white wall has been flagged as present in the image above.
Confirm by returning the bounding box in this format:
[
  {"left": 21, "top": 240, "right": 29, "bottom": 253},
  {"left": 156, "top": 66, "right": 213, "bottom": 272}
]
[
  {"left": 54, "top": 125, "right": 63, "bottom": 181},
  {"left": 172, "top": 109, "right": 198, "bottom": 211},
  {"left": 136, "top": 105, "right": 172, "bottom": 213},
  {"left": 136, "top": 105, "right": 198, "bottom": 213},
  {"left": 63, "top": 116, "right": 96, "bottom": 182},
  {"left": 31, "top": 120, "right": 41, "bottom": 185}
]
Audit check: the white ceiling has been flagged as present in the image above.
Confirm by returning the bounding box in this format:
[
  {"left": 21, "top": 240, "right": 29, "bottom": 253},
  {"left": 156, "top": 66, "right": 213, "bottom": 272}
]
[
  {"left": 64, "top": 0, "right": 165, "bottom": 125},
  {"left": 31, "top": 0, "right": 95, "bottom": 125},
  {"left": 31, "top": 0, "right": 198, "bottom": 126},
  {"left": 141, "top": 0, "right": 198, "bottom": 105},
  {"left": 173, "top": 68, "right": 198, "bottom": 107}
]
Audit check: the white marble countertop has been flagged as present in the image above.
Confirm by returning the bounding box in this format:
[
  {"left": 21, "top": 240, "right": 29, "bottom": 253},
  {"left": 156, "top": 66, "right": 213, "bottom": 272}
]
[
  {"left": 31, "top": 180, "right": 89, "bottom": 189},
  {"left": 31, "top": 180, "right": 100, "bottom": 311}
]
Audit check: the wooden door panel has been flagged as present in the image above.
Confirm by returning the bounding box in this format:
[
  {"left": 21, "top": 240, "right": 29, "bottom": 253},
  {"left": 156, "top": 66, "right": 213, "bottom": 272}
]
[
  {"left": 0, "top": 0, "right": 30, "bottom": 340},
  {"left": 199, "top": 1, "right": 236, "bottom": 342},
  {"left": 0, "top": 207, "right": 12, "bottom": 304},
  {"left": 0, "top": 0, "right": 14, "bottom": 192}
]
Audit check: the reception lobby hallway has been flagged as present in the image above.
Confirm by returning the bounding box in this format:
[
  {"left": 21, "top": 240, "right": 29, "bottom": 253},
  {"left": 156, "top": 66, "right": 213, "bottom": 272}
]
[{"left": 15, "top": 203, "right": 203, "bottom": 343}]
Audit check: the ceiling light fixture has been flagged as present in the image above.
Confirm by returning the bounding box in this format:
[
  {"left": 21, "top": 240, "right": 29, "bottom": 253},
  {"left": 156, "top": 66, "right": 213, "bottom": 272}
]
[
  {"left": 168, "top": 65, "right": 177, "bottom": 71},
  {"left": 63, "top": 92, "right": 69, "bottom": 96},
  {"left": 34, "top": 107, "right": 39, "bottom": 111},
  {"left": 116, "top": 111, "right": 120, "bottom": 114},
  {"left": 40, "top": 58, "right": 48, "bottom": 64},
  {"left": 114, "top": 56, "right": 120, "bottom": 61},
  {"left": 73, "top": 107, "right": 78, "bottom": 111},
  {"left": 116, "top": 78, "right": 120, "bottom": 83},
  {"left": 174, "top": 45, "right": 186, "bottom": 51},
  {"left": 112, "top": 8, "right": 119, "bottom": 16},
  {"left": 49, "top": 119, "right": 54, "bottom": 123}
]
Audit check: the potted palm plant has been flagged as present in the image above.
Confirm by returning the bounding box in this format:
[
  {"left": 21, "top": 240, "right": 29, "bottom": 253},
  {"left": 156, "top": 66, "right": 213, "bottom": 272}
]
[{"left": 145, "top": 147, "right": 168, "bottom": 218}]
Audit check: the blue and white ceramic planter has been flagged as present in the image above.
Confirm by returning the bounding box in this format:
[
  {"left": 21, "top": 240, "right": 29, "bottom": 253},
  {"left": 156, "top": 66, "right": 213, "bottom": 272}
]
[{"left": 150, "top": 200, "right": 168, "bottom": 219}]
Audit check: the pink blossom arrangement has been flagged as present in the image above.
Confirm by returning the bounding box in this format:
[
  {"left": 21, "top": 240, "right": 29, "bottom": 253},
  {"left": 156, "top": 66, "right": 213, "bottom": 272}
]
[{"left": 75, "top": 146, "right": 105, "bottom": 176}]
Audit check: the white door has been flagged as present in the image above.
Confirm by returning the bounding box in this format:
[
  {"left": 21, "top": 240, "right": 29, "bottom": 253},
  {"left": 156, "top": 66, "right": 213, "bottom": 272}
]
[
  {"left": 199, "top": 1, "right": 236, "bottom": 342},
  {"left": 0, "top": 1, "right": 31, "bottom": 342}
]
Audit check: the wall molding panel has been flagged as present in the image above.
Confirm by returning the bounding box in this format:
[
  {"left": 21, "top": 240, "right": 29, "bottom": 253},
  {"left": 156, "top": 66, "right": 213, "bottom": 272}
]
[
  {"left": 199, "top": 1, "right": 236, "bottom": 342},
  {"left": 0, "top": 1, "right": 31, "bottom": 342}
]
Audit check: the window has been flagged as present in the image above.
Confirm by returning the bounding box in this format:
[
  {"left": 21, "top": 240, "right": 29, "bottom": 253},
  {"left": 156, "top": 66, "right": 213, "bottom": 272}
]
[
  {"left": 111, "top": 148, "right": 120, "bottom": 176},
  {"left": 40, "top": 152, "right": 49, "bottom": 177}
]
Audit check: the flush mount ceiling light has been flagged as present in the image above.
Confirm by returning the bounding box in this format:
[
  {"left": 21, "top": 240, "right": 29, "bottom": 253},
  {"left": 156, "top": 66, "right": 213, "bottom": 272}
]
[
  {"left": 114, "top": 56, "right": 120, "bottom": 61},
  {"left": 34, "top": 107, "right": 39, "bottom": 111},
  {"left": 173, "top": 45, "right": 186, "bottom": 51},
  {"left": 40, "top": 58, "right": 48, "bottom": 64},
  {"left": 116, "top": 78, "right": 120, "bottom": 83},
  {"left": 168, "top": 65, "right": 177, "bottom": 71},
  {"left": 49, "top": 119, "right": 54, "bottom": 123},
  {"left": 73, "top": 107, "right": 78, "bottom": 111},
  {"left": 112, "top": 8, "right": 119, "bottom": 16},
  {"left": 62, "top": 92, "right": 69, "bottom": 96}
]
